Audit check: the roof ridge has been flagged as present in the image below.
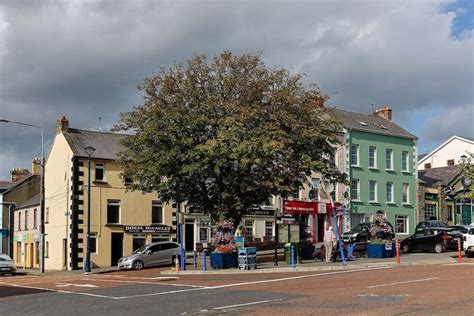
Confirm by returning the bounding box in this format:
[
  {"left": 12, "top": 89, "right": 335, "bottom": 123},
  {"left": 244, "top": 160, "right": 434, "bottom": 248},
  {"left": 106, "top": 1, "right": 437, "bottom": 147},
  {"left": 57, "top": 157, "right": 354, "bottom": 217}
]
[{"left": 67, "top": 128, "right": 129, "bottom": 136}]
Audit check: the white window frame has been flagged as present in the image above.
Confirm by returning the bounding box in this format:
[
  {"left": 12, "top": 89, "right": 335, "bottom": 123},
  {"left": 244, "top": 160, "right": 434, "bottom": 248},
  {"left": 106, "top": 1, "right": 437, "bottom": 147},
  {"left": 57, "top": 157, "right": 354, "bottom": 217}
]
[
  {"left": 350, "top": 144, "right": 359, "bottom": 166},
  {"left": 265, "top": 221, "right": 274, "bottom": 238},
  {"left": 369, "top": 180, "right": 378, "bottom": 203},
  {"left": 244, "top": 219, "right": 254, "bottom": 239},
  {"left": 369, "top": 146, "right": 377, "bottom": 168},
  {"left": 350, "top": 179, "right": 360, "bottom": 201},
  {"left": 386, "top": 149, "right": 393, "bottom": 170},
  {"left": 199, "top": 227, "right": 209, "bottom": 242},
  {"left": 402, "top": 151, "right": 409, "bottom": 172},
  {"left": 94, "top": 162, "right": 105, "bottom": 181},
  {"left": 151, "top": 201, "right": 164, "bottom": 224},
  {"left": 386, "top": 182, "right": 394, "bottom": 204},
  {"left": 395, "top": 215, "right": 409, "bottom": 235},
  {"left": 402, "top": 183, "right": 410, "bottom": 204}
]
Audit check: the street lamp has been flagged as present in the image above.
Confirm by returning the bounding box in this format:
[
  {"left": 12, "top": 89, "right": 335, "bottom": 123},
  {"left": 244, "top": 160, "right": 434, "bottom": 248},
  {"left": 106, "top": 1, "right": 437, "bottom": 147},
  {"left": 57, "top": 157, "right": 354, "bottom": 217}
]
[
  {"left": 84, "top": 145, "right": 96, "bottom": 273},
  {"left": 0, "top": 117, "right": 45, "bottom": 273}
]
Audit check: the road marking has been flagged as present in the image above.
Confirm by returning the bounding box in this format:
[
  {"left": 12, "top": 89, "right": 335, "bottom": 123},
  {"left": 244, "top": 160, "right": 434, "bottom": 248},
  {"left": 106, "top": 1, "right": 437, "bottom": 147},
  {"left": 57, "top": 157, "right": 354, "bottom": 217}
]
[
  {"left": 213, "top": 298, "right": 284, "bottom": 310},
  {"left": 89, "top": 278, "right": 207, "bottom": 288},
  {"left": 443, "top": 262, "right": 474, "bottom": 266},
  {"left": 110, "top": 276, "right": 180, "bottom": 281},
  {"left": 55, "top": 283, "right": 99, "bottom": 288},
  {"left": 367, "top": 277, "right": 440, "bottom": 288}
]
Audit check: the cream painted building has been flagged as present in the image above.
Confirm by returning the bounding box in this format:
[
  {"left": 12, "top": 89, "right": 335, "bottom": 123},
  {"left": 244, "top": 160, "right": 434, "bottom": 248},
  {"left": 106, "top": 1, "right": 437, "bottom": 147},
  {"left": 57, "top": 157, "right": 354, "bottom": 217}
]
[
  {"left": 13, "top": 194, "right": 40, "bottom": 269},
  {"left": 418, "top": 135, "right": 473, "bottom": 170},
  {"left": 45, "top": 117, "right": 175, "bottom": 270}
]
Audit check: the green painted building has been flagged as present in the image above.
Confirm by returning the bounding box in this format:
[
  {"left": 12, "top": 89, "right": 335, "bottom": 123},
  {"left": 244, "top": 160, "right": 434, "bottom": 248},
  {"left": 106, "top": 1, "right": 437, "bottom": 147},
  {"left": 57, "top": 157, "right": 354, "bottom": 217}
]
[{"left": 331, "top": 107, "right": 418, "bottom": 237}]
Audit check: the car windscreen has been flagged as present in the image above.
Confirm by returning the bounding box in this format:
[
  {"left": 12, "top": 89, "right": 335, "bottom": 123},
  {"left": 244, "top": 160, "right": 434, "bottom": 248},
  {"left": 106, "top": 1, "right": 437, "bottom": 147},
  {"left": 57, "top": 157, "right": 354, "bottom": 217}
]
[
  {"left": 132, "top": 245, "right": 149, "bottom": 254},
  {"left": 0, "top": 256, "right": 11, "bottom": 261}
]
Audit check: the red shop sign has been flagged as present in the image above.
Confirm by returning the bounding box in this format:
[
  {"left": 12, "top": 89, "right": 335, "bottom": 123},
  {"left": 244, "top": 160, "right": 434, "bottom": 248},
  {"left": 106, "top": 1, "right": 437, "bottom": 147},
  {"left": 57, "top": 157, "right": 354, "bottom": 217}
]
[{"left": 283, "top": 200, "right": 319, "bottom": 214}]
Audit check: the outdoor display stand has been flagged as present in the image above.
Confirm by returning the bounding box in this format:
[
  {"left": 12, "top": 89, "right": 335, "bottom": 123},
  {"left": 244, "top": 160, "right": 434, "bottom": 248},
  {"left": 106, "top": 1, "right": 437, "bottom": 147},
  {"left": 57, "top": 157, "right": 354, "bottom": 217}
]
[
  {"left": 366, "top": 210, "right": 395, "bottom": 258},
  {"left": 210, "top": 220, "right": 238, "bottom": 269},
  {"left": 367, "top": 242, "right": 396, "bottom": 258},
  {"left": 238, "top": 247, "right": 257, "bottom": 270}
]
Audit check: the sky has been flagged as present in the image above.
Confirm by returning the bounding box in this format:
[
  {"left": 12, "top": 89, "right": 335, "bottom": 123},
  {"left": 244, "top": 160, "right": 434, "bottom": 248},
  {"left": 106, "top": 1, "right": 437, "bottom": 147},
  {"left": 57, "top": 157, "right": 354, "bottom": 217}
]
[{"left": 0, "top": 0, "right": 473, "bottom": 180}]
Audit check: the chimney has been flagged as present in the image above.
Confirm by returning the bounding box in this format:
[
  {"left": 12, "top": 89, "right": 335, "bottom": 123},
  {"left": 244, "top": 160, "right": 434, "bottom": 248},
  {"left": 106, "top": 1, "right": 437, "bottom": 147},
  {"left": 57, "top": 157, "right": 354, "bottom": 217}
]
[
  {"left": 373, "top": 106, "right": 392, "bottom": 121},
  {"left": 56, "top": 116, "right": 69, "bottom": 134},
  {"left": 32, "top": 157, "right": 42, "bottom": 175},
  {"left": 11, "top": 168, "right": 30, "bottom": 183}
]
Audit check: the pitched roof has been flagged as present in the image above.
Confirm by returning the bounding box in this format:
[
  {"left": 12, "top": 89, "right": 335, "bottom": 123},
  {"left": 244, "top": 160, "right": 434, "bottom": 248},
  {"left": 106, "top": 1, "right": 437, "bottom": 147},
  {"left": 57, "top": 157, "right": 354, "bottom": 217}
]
[
  {"left": 16, "top": 193, "right": 40, "bottom": 209},
  {"left": 3, "top": 174, "right": 38, "bottom": 194},
  {"left": 62, "top": 129, "right": 129, "bottom": 160},
  {"left": 0, "top": 181, "right": 13, "bottom": 191},
  {"left": 328, "top": 108, "right": 417, "bottom": 140},
  {"left": 418, "top": 165, "right": 461, "bottom": 186}
]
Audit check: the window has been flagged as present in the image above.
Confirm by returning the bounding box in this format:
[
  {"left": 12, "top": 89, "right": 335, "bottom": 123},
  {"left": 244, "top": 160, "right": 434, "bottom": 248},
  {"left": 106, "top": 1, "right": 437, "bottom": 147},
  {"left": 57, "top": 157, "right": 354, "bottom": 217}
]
[
  {"left": 369, "top": 180, "right": 377, "bottom": 202},
  {"left": 35, "top": 241, "right": 39, "bottom": 264},
  {"left": 402, "top": 151, "right": 409, "bottom": 171},
  {"left": 402, "top": 183, "right": 409, "bottom": 204},
  {"left": 395, "top": 215, "right": 408, "bottom": 234},
  {"left": 152, "top": 234, "right": 169, "bottom": 243},
  {"left": 447, "top": 159, "right": 454, "bottom": 166},
  {"left": 350, "top": 144, "right": 359, "bottom": 166},
  {"left": 45, "top": 241, "right": 49, "bottom": 258},
  {"left": 424, "top": 204, "right": 436, "bottom": 220},
  {"left": 94, "top": 163, "right": 105, "bottom": 181},
  {"left": 386, "top": 182, "right": 394, "bottom": 203},
  {"left": 132, "top": 234, "right": 146, "bottom": 251},
  {"left": 447, "top": 205, "right": 453, "bottom": 221},
  {"left": 33, "top": 209, "right": 37, "bottom": 229},
  {"left": 24, "top": 210, "right": 28, "bottom": 230},
  {"left": 291, "top": 190, "right": 300, "bottom": 199},
  {"left": 386, "top": 149, "right": 393, "bottom": 170},
  {"left": 107, "top": 200, "right": 120, "bottom": 224},
  {"left": 369, "top": 146, "right": 377, "bottom": 168},
  {"left": 265, "top": 221, "right": 274, "bottom": 239},
  {"left": 311, "top": 178, "right": 320, "bottom": 189},
  {"left": 350, "top": 179, "right": 360, "bottom": 201},
  {"left": 424, "top": 163, "right": 431, "bottom": 169},
  {"left": 18, "top": 212, "right": 21, "bottom": 231},
  {"left": 90, "top": 233, "right": 97, "bottom": 253},
  {"left": 151, "top": 201, "right": 163, "bottom": 224},
  {"left": 244, "top": 220, "right": 254, "bottom": 240},
  {"left": 199, "top": 227, "right": 209, "bottom": 241},
  {"left": 45, "top": 207, "right": 49, "bottom": 223}
]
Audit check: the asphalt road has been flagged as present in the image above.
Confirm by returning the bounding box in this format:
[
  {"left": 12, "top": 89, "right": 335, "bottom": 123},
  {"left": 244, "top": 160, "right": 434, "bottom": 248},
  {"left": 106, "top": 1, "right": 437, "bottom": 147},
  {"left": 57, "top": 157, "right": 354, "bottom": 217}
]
[{"left": 0, "top": 263, "right": 473, "bottom": 315}]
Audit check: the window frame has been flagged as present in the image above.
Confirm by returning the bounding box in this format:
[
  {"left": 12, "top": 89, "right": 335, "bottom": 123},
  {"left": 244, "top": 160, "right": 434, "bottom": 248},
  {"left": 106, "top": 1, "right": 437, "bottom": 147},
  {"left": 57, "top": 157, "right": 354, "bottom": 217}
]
[
  {"left": 350, "top": 179, "right": 360, "bottom": 201},
  {"left": 94, "top": 162, "right": 105, "bottom": 182},
  {"left": 132, "top": 233, "right": 147, "bottom": 251},
  {"left": 368, "top": 146, "right": 377, "bottom": 168},
  {"left": 369, "top": 180, "right": 378, "bottom": 203},
  {"left": 199, "top": 227, "right": 209, "bottom": 242},
  {"left": 90, "top": 232, "right": 98, "bottom": 254},
  {"left": 151, "top": 201, "right": 163, "bottom": 224},
  {"left": 33, "top": 209, "right": 37, "bottom": 229},
  {"left": 424, "top": 204, "right": 436, "bottom": 220},
  {"left": 402, "top": 183, "right": 410, "bottom": 204},
  {"left": 395, "top": 215, "right": 408, "bottom": 235},
  {"left": 350, "top": 144, "right": 359, "bottom": 166},
  {"left": 385, "top": 149, "right": 393, "bottom": 170},
  {"left": 386, "top": 182, "right": 394, "bottom": 204},
  {"left": 402, "top": 151, "right": 409, "bottom": 172},
  {"left": 244, "top": 219, "right": 254, "bottom": 240},
  {"left": 107, "top": 200, "right": 121, "bottom": 224},
  {"left": 265, "top": 221, "right": 274, "bottom": 239}
]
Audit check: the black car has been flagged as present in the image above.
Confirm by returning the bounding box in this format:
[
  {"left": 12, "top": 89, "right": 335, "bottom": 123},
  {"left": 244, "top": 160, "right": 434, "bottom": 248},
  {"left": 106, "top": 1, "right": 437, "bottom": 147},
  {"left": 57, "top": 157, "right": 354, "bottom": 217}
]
[
  {"left": 400, "top": 228, "right": 452, "bottom": 253},
  {"left": 342, "top": 222, "right": 372, "bottom": 243},
  {"left": 415, "top": 220, "right": 449, "bottom": 231}
]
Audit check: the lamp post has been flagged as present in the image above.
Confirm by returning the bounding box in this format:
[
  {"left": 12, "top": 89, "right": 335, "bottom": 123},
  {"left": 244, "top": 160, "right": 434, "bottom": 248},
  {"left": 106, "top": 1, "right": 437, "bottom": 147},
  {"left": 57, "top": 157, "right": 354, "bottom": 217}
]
[
  {"left": 0, "top": 118, "right": 45, "bottom": 273},
  {"left": 459, "top": 155, "right": 471, "bottom": 225},
  {"left": 84, "top": 145, "right": 96, "bottom": 273}
]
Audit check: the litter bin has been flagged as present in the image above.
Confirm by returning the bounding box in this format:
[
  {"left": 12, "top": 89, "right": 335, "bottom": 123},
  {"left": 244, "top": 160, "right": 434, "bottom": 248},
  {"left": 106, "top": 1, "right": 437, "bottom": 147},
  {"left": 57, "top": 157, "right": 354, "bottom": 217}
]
[{"left": 284, "top": 242, "right": 298, "bottom": 265}]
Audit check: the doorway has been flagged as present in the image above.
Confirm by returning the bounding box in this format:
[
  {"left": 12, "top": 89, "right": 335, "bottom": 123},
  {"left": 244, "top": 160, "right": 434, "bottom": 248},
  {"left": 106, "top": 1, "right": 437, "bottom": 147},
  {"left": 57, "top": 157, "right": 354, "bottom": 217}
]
[
  {"left": 111, "top": 233, "right": 123, "bottom": 266},
  {"left": 29, "top": 243, "right": 34, "bottom": 268},
  {"left": 317, "top": 214, "right": 326, "bottom": 242},
  {"left": 185, "top": 223, "right": 194, "bottom": 251}
]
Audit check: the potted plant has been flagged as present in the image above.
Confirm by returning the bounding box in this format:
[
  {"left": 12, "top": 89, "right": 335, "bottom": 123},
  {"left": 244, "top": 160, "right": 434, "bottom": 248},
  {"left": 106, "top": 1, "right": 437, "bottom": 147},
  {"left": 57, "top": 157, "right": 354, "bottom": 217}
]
[
  {"left": 367, "top": 211, "right": 395, "bottom": 258},
  {"left": 210, "top": 220, "right": 238, "bottom": 269}
]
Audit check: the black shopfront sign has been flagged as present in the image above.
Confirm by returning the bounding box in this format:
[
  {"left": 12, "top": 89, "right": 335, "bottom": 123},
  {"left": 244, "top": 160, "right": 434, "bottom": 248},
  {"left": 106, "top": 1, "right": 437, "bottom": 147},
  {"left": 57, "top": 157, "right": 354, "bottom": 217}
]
[
  {"left": 246, "top": 209, "right": 275, "bottom": 217},
  {"left": 124, "top": 225, "right": 171, "bottom": 234}
]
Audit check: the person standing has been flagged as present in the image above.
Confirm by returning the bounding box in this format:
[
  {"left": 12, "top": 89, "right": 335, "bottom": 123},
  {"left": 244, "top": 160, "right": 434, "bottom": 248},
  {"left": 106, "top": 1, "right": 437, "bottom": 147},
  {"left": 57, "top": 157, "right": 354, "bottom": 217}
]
[{"left": 324, "top": 226, "right": 336, "bottom": 263}]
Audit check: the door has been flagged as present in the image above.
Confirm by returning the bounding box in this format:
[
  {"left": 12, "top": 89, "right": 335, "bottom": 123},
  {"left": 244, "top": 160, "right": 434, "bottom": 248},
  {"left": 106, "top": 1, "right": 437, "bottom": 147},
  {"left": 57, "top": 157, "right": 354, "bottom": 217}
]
[
  {"left": 111, "top": 233, "right": 123, "bottom": 266},
  {"left": 317, "top": 214, "right": 325, "bottom": 242},
  {"left": 185, "top": 223, "right": 194, "bottom": 251},
  {"left": 29, "top": 243, "right": 34, "bottom": 268},
  {"left": 146, "top": 244, "right": 162, "bottom": 266}
]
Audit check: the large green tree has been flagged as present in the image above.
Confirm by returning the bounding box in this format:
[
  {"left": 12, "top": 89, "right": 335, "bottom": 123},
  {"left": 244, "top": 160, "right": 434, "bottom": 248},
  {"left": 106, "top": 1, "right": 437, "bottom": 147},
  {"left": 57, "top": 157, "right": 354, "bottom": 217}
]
[{"left": 114, "top": 52, "right": 344, "bottom": 221}]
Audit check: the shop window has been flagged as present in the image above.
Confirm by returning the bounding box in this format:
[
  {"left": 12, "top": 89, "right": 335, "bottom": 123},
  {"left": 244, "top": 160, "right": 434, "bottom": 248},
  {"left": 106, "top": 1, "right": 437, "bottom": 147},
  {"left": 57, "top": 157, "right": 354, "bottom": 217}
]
[
  {"left": 369, "top": 180, "right": 377, "bottom": 202},
  {"left": 425, "top": 204, "right": 436, "bottom": 220},
  {"left": 107, "top": 200, "right": 120, "bottom": 224},
  {"left": 386, "top": 182, "right": 394, "bottom": 203},
  {"left": 350, "top": 179, "right": 359, "bottom": 201},
  {"left": 244, "top": 220, "right": 254, "bottom": 240},
  {"left": 402, "top": 184, "right": 409, "bottom": 204},
  {"left": 265, "top": 221, "right": 273, "bottom": 239},
  {"left": 152, "top": 234, "right": 169, "bottom": 243},
  {"left": 89, "top": 233, "right": 97, "bottom": 253},
  {"left": 199, "top": 227, "right": 209, "bottom": 242},
  {"left": 395, "top": 215, "right": 408, "bottom": 234},
  {"left": 386, "top": 149, "right": 393, "bottom": 170},
  {"left": 151, "top": 201, "right": 163, "bottom": 224},
  {"left": 369, "top": 146, "right": 377, "bottom": 168},
  {"left": 94, "top": 163, "right": 105, "bottom": 181},
  {"left": 350, "top": 144, "right": 359, "bottom": 166},
  {"left": 133, "top": 234, "right": 146, "bottom": 251},
  {"left": 402, "top": 151, "right": 409, "bottom": 171}
]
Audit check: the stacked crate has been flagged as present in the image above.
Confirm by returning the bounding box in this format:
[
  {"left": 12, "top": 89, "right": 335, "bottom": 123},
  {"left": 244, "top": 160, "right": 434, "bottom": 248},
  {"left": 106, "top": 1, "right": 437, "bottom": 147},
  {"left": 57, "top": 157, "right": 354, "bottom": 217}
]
[{"left": 238, "top": 247, "right": 257, "bottom": 270}]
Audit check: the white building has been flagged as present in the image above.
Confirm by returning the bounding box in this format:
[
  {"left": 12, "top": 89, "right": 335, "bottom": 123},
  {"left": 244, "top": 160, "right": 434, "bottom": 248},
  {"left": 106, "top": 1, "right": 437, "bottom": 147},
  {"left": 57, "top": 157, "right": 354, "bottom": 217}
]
[{"left": 418, "top": 136, "right": 474, "bottom": 170}]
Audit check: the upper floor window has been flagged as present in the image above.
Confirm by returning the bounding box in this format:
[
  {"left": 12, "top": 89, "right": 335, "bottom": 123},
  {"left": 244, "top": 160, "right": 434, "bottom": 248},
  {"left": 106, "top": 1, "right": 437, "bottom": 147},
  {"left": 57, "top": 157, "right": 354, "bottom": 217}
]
[
  {"left": 386, "top": 149, "right": 393, "bottom": 170},
  {"left": 424, "top": 163, "right": 431, "bottom": 169},
  {"left": 95, "top": 163, "right": 105, "bottom": 181},
  {"left": 369, "top": 146, "right": 377, "bottom": 168},
  {"left": 290, "top": 190, "right": 300, "bottom": 199},
  {"left": 402, "top": 151, "right": 409, "bottom": 172},
  {"left": 350, "top": 144, "right": 359, "bottom": 166},
  {"left": 151, "top": 201, "right": 163, "bottom": 224},
  {"left": 447, "top": 159, "right": 454, "bottom": 166},
  {"left": 350, "top": 179, "right": 360, "bottom": 201},
  {"left": 402, "top": 183, "right": 409, "bottom": 204},
  {"left": 369, "top": 180, "right": 377, "bottom": 202},
  {"left": 386, "top": 182, "right": 394, "bottom": 203},
  {"left": 25, "top": 210, "right": 28, "bottom": 230},
  {"left": 107, "top": 200, "right": 120, "bottom": 224}
]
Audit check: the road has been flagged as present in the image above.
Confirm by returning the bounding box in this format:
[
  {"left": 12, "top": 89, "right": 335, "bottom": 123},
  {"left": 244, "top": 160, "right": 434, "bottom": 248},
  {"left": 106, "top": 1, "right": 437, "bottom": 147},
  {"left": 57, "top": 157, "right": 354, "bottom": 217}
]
[{"left": 0, "top": 263, "right": 473, "bottom": 315}]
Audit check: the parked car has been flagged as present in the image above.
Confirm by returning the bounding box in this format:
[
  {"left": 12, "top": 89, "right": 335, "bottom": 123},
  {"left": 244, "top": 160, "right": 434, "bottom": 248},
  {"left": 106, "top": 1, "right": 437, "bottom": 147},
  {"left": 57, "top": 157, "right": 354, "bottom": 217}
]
[
  {"left": 0, "top": 254, "right": 17, "bottom": 276},
  {"left": 118, "top": 241, "right": 181, "bottom": 270},
  {"left": 415, "top": 220, "right": 449, "bottom": 231},
  {"left": 449, "top": 225, "right": 473, "bottom": 235},
  {"left": 463, "top": 227, "right": 474, "bottom": 258},
  {"left": 400, "top": 228, "right": 453, "bottom": 253},
  {"left": 342, "top": 222, "right": 372, "bottom": 243},
  {"left": 440, "top": 228, "right": 464, "bottom": 250}
]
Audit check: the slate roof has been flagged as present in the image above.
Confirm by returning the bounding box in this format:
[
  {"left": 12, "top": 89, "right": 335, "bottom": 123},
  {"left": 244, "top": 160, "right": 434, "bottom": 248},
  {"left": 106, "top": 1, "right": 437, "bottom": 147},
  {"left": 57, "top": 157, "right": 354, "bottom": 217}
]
[
  {"left": 329, "top": 108, "right": 417, "bottom": 140},
  {"left": 418, "top": 165, "right": 461, "bottom": 186},
  {"left": 63, "top": 129, "right": 129, "bottom": 160},
  {"left": 16, "top": 193, "right": 40, "bottom": 209},
  {"left": 0, "top": 181, "right": 12, "bottom": 191}
]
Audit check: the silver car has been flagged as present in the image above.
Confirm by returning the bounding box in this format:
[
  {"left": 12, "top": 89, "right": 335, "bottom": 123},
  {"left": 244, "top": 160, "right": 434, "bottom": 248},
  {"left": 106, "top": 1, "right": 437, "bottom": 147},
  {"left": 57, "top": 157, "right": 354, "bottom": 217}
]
[
  {"left": 0, "top": 254, "right": 17, "bottom": 276},
  {"left": 118, "top": 241, "right": 181, "bottom": 270}
]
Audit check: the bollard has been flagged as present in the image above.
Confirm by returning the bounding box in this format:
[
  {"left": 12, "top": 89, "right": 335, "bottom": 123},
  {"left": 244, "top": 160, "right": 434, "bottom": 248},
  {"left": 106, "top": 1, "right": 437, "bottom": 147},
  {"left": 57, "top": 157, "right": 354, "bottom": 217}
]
[
  {"left": 202, "top": 249, "right": 207, "bottom": 271},
  {"left": 290, "top": 246, "right": 296, "bottom": 269},
  {"left": 396, "top": 239, "right": 400, "bottom": 265},
  {"left": 458, "top": 238, "right": 462, "bottom": 263},
  {"left": 193, "top": 251, "right": 197, "bottom": 269},
  {"left": 175, "top": 257, "right": 180, "bottom": 272}
]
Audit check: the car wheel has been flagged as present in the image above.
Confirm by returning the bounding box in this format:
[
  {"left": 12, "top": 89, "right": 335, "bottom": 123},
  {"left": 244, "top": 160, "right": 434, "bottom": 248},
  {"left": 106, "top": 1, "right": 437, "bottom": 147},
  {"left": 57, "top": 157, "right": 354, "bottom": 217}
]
[
  {"left": 465, "top": 252, "right": 474, "bottom": 258},
  {"left": 434, "top": 243, "right": 444, "bottom": 253},
  {"left": 402, "top": 244, "right": 410, "bottom": 253},
  {"left": 132, "top": 260, "right": 144, "bottom": 270}
]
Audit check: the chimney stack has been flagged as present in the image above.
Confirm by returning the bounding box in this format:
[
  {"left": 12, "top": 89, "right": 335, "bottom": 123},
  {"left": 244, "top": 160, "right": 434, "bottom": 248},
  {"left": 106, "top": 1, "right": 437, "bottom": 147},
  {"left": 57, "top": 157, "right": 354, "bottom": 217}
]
[
  {"left": 373, "top": 106, "right": 392, "bottom": 121},
  {"left": 56, "top": 116, "right": 69, "bottom": 134},
  {"left": 11, "top": 168, "right": 30, "bottom": 183},
  {"left": 32, "top": 157, "right": 41, "bottom": 176}
]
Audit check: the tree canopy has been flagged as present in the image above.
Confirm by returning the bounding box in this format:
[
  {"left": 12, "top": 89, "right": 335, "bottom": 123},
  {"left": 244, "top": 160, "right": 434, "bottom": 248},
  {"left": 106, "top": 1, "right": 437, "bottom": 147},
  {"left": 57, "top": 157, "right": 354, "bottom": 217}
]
[{"left": 114, "top": 52, "right": 344, "bottom": 221}]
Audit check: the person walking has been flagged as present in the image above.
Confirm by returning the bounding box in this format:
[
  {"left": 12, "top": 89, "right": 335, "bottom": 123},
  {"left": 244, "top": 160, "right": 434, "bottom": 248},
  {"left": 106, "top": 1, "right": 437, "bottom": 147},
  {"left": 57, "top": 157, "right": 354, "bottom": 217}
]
[{"left": 324, "top": 225, "right": 336, "bottom": 263}]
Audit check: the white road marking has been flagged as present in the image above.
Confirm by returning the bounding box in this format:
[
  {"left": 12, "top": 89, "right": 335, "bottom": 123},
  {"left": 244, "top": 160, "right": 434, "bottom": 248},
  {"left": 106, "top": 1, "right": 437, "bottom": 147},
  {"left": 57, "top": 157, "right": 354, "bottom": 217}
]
[
  {"left": 110, "top": 276, "right": 180, "bottom": 281},
  {"left": 443, "top": 262, "right": 474, "bottom": 266},
  {"left": 367, "top": 277, "right": 440, "bottom": 288},
  {"left": 55, "top": 283, "right": 99, "bottom": 288},
  {"left": 89, "top": 278, "right": 207, "bottom": 288},
  {"left": 213, "top": 298, "right": 284, "bottom": 310}
]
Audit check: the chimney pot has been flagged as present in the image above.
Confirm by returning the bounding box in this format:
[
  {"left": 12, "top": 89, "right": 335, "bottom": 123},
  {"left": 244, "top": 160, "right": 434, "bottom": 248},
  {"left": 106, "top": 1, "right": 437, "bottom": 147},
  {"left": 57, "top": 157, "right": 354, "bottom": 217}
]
[
  {"left": 10, "top": 168, "right": 30, "bottom": 183},
  {"left": 56, "top": 116, "right": 69, "bottom": 134},
  {"left": 32, "top": 157, "right": 42, "bottom": 175},
  {"left": 373, "top": 106, "right": 392, "bottom": 121}
]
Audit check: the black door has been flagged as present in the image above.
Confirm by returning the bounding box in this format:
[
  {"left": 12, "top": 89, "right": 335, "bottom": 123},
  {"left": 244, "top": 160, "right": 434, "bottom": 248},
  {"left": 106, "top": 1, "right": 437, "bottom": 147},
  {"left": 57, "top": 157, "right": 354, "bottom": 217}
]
[
  {"left": 185, "top": 223, "right": 194, "bottom": 251},
  {"left": 111, "top": 233, "right": 123, "bottom": 266}
]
